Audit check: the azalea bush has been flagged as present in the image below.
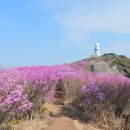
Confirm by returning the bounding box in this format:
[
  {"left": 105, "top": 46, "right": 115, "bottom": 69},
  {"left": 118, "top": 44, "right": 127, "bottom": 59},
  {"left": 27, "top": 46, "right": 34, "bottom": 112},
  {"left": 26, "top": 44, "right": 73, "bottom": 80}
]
[
  {"left": 82, "top": 73, "right": 130, "bottom": 118},
  {"left": 0, "top": 62, "right": 130, "bottom": 129},
  {"left": 0, "top": 64, "right": 86, "bottom": 124}
]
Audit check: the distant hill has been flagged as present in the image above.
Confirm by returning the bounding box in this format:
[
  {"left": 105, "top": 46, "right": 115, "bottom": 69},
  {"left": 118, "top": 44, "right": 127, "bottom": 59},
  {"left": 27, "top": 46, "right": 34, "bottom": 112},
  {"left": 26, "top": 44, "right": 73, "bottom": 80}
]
[{"left": 77, "top": 53, "right": 130, "bottom": 77}]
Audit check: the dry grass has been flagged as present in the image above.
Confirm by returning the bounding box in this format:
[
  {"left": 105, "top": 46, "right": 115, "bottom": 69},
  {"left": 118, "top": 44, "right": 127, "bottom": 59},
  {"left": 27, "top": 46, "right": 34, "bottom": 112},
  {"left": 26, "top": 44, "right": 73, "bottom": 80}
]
[
  {"left": 12, "top": 103, "right": 51, "bottom": 130},
  {"left": 13, "top": 117, "right": 48, "bottom": 130},
  {"left": 98, "top": 106, "right": 125, "bottom": 130},
  {"left": 63, "top": 78, "right": 84, "bottom": 103}
]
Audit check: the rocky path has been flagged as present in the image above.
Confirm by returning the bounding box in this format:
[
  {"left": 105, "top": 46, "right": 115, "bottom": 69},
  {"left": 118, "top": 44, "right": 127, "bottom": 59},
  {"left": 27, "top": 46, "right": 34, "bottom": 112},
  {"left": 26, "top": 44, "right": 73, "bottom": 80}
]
[{"left": 44, "top": 104, "right": 101, "bottom": 130}]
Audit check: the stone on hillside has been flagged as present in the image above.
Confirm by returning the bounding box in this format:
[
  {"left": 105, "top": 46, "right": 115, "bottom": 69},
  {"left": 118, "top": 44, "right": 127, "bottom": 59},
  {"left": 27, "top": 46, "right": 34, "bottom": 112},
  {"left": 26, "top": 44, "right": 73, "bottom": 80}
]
[
  {"left": 111, "top": 66, "right": 119, "bottom": 73},
  {"left": 86, "top": 61, "right": 111, "bottom": 74}
]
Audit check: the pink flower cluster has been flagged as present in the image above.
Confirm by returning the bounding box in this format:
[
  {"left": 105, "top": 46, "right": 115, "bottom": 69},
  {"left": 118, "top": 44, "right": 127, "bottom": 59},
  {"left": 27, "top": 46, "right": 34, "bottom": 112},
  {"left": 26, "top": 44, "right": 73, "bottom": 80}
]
[
  {"left": 0, "top": 62, "right": 130, "bottom": 120},
  {"left": 82, "top": 72, "right": 130, "bottom": 112},
  {"left": 0, "top": 64, "right": 86, "bottom": 116}
]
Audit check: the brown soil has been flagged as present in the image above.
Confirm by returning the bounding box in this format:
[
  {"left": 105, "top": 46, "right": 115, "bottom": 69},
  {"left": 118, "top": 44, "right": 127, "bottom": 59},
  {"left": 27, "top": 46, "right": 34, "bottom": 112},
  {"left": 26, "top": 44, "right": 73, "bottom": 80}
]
[{"left": 44, "top": 104, "right": 101, "bottom": 130}]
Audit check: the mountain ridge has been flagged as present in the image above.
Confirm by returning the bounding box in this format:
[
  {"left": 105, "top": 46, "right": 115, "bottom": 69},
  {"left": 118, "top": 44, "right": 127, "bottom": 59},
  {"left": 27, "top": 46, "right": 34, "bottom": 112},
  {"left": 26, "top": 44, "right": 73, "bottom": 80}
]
[{"left": 80, "top": 53, "right": 130, "bottom": 77}]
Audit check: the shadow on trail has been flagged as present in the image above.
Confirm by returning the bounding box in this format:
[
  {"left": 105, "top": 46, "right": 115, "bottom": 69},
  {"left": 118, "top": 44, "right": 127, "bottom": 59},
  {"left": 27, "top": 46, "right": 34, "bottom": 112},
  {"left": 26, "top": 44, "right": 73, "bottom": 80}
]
[{"left": 49, "top": 103, "right": 91, "bottom": 124}]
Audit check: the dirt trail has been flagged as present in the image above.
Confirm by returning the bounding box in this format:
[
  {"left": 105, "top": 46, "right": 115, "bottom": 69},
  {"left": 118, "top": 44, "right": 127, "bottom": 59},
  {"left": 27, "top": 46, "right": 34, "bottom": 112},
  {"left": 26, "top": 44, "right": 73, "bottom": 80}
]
[{"left": 44, "top": 104, "right": 101, "bottom": 130}]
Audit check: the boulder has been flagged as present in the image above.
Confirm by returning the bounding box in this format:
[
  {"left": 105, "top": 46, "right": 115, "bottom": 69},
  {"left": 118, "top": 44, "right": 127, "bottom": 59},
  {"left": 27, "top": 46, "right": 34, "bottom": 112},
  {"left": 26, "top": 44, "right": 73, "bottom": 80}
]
[{"left": 86, "top": 61, "right": 111, "bottom": 74}]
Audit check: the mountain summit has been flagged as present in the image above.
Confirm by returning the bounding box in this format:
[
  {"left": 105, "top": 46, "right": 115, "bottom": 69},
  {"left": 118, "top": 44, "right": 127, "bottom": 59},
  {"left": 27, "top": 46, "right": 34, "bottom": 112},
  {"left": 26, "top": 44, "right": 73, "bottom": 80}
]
[{"left": 81, "top": 53, "right": 130, "bottom": 77}]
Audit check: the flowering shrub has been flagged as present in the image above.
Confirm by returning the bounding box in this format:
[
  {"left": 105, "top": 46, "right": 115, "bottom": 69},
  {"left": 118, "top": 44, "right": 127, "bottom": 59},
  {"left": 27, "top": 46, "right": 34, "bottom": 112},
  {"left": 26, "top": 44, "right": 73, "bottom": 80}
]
[
  {"left": 0, "top": 62, "right": 130, "bottom": 126},
  {"left": 82, "top": 73, "right": 130, "bottom": 116},
  {"left": 82, "top": 83, "right": 105, "bottom": 106},
  {"left": 0, "top": 64, "right": 86, "bottom": 123}
]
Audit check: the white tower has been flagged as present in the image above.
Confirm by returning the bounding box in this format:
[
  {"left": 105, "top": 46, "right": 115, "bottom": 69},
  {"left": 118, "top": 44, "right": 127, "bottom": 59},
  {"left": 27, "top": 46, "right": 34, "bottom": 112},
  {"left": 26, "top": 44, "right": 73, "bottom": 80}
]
[{"left": 95, "top": 43, "right": 100, "bottom": 57}]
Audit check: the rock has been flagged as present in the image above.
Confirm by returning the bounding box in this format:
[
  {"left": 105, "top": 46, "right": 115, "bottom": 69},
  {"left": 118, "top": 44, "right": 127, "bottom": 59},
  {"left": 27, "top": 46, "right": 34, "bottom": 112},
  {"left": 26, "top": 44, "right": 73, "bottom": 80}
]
[
  {"left": 86, "top": 61, "right": 111, "bottom": 74},
  {"left": 111, "top": 66, "right": 119, "bottom": 73}
]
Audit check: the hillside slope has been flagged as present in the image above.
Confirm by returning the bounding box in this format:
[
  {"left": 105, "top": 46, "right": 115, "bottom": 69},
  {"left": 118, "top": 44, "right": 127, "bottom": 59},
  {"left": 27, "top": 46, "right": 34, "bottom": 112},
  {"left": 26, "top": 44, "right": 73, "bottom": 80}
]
[{"left": 82, "top": 53, "right": 130, "bottom": 77}]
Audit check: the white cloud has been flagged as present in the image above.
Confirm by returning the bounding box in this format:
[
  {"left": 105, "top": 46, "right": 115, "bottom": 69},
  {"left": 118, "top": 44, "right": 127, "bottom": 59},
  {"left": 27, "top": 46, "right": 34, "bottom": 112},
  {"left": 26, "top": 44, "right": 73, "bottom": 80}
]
[
  {"left": 34, "top": 0, "right": 130, "bottom": 43},
  {"left": 54, "top": 0, "right": 130, "bottom": 33},
  {"left": 103, "top": 42, "right": 130, "bottom": 57},
  {"left": 65, "top": 31, "right": 90, "bottom": 43}
]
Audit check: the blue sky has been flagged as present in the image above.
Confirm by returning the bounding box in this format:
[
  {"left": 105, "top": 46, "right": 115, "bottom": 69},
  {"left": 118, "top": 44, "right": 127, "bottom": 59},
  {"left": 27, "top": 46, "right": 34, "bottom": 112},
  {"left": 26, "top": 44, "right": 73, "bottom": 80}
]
[{"left": 0, "top": 0, "right": 130, "bottom": 67}]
